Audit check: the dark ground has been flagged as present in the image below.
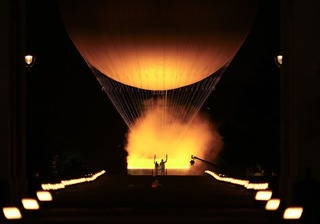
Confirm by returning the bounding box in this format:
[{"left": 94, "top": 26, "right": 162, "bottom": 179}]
[{"left": 23, "top": 174, "right": 281, "bottom": 223}]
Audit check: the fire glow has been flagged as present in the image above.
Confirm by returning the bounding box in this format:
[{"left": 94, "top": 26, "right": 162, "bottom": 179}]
[{"left": 126, "top": 103, "right": 223, "bottom": 172}]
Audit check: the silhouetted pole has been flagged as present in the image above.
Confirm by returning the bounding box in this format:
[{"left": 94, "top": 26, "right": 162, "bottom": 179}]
[{"left": 190, "top": 155, "right": 220, "bottom": 173}]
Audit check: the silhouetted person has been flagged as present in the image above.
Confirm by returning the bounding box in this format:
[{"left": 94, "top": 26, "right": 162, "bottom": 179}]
[
  {"left": 293, "top": 167, "right": 320, "bottom": 224},
  {"left": 159, "top": 154, "right": 168, "bottom": 175},
  {"left": 154, "top": 155, "right": 159, "bottom": 176}
]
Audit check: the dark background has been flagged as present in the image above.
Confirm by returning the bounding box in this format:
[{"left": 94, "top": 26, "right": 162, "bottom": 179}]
[{"left": 25, "top": 0, "right": 280, "bottom": 179}]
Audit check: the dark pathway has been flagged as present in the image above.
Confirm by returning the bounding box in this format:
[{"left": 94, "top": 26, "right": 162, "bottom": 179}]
[{"left": 23, "top": 174, "right": 277, "bottom": 223}]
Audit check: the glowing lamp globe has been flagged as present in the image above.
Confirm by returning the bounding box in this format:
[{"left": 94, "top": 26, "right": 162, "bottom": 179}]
[{"left": 58, "top": 0, "right": 258, "bottom": 91}]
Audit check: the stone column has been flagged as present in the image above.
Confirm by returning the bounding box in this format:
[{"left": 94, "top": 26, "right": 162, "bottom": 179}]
[
  {"left": 280, "top": 0, "right": 320, "bottom": 204},
  {"left": 0, "top": 0, "right": 27, "bottom": 205}
]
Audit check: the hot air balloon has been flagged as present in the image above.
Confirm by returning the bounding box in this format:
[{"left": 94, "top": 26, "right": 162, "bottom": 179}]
[{"left": 58, "top": 0, "right": 259, "bottom": 171}]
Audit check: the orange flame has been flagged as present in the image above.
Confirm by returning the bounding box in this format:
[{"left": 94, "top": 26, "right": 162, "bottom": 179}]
[{"left": 125, "top": 102, "right": 223, "bottom": 173}]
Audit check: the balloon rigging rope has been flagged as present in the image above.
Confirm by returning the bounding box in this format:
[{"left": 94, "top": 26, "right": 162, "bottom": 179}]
[{"left": 89, "top": 63, "right": 227, "bottom": 142}]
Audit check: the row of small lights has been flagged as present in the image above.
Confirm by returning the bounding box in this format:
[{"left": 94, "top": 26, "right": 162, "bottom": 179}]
[
  {"left": 205, "top": 170, "right": 269, "bottom": 190},
  {"left": 2, "top": 55, "right": 101, "bottom": 220},
  {"left": 2, "top": 55, "right": 103, "bottom": 220},
  {"left": 1, "top": 170, "right": 106, "bottom": 220},
  {"left": 205, "top": 170, "right": 303, "bottom": 220},
  {"left": 41, "top": 170, "right": 106, "bottom": 190}
]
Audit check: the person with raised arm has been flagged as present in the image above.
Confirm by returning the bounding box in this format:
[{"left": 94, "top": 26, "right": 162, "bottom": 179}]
[
  {"left": 159, "top": 154, "right": 168, "bottom": 175},
  {"left": 153, "top": 154, "right": 159, "bottom": 176}
]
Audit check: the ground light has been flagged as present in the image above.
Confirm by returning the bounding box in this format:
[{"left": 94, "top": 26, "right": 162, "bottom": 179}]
[
  {"left": 283, "top": 207, "right": 303, "bottom": 219},
  {"left": 2, "top": 207, "right": 22, "bottom": 220},
  {"left": 36, "top": 191, "right": 53, "bottom": 202},
  {"left": 21, "top": 198, "right": 40, "bottom": 210},
  {"left": 1, "top": 170, "right": 106, "bottom": 222},
  {"left": 255, "top": 190, "right": 273, "bottom": 201},
  {"left": 265, "top": 198, "right": 281, "bottom": 211},
  {"left": 41, "top": 170, "right": 106, "bottom": 190}
]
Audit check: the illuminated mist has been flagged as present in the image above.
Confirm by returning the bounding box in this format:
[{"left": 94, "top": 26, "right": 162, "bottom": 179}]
[{"left": 125, "top": 99, "right": 223, "bottom": 174}]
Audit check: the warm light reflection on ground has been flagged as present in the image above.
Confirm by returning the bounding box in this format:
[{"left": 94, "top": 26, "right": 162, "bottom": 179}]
[
  {"left": 127, "top": 168, "right": 192, "bottom": 176},
  {"left": 41, "top": 170, "right": 106, "bottom": 190},
  {"left": 127, "top": 158, "right": 190, "bottom": 169}
]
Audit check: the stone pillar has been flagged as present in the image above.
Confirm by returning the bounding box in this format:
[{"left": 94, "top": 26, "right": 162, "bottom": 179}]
[
  {"left": 280, "top": 0, "right": 320, "bottom": 204},
  {"left": 0, "top": 0, "right": 27, "bottom": 205}
]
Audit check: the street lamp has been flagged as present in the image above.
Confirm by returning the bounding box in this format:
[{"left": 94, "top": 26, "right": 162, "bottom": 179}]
[
  {"left": 274, "top": 55, "right": 283, "bottom": 67},
  {"left": 24, "top": 54, "right": 36, "bottom": 69}
]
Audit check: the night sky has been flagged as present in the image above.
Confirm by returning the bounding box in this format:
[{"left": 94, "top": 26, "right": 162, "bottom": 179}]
[{"left": 25, "top": 0, "right": 280, "bottom": 178}]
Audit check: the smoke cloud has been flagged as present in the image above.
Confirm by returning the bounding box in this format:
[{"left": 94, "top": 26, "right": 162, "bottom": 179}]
[{"left": 125, "top": 99, "right": 223, "bottom": 174}]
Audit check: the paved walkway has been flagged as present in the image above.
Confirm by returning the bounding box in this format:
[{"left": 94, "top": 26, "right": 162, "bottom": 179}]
[{"left": 23, "top": 174, "right": 279, "bottom": 223}]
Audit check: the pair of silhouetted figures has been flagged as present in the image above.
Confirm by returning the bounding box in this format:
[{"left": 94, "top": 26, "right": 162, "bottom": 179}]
[{"left": 154, "top": 154, "right": 167, "bottom": 176}]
